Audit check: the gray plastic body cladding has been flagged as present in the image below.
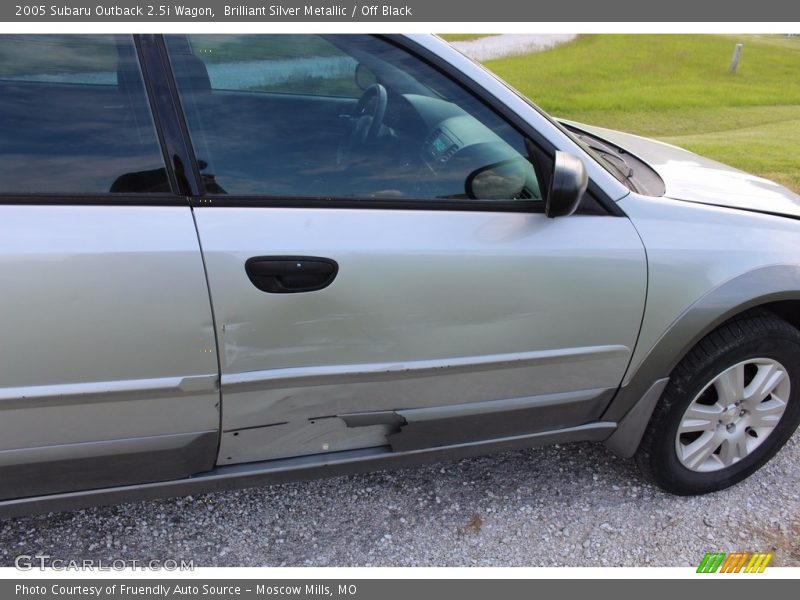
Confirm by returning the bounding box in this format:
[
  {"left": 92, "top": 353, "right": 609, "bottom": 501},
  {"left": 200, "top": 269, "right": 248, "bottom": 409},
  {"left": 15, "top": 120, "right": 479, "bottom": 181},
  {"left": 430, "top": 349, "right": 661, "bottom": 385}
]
[
  {"left": 0, "top": 422, "right": 614, "bottom": 519},
  {"left": 0, "top": 431, "right": 217, "bottom": 501},
  {"left": 604, "top": 378, "right": 668, "bottom": 458},
  {"left": 388, "top": 387, "right": 614, "bottom": 451}
]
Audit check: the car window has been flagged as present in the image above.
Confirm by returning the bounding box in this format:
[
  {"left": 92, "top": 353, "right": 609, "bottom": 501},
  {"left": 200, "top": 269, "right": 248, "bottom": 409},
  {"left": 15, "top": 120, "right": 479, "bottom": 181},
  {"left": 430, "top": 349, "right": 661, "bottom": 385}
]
[
  {"left": 0, "top": 35, "right": 169, "bottom": 195},
  {"left": 183, "top": 34, "right": 363, "bottom": 97},
  {"left": 165, "top": 34, "right": 543, "bottom": 202}
]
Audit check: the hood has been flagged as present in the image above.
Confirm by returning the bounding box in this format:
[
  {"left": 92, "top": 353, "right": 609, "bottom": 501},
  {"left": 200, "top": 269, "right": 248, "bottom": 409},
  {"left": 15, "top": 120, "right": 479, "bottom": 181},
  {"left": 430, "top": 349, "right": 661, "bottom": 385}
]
[{"left": 563, "top": 121, "right": 800, "bottom": 219}]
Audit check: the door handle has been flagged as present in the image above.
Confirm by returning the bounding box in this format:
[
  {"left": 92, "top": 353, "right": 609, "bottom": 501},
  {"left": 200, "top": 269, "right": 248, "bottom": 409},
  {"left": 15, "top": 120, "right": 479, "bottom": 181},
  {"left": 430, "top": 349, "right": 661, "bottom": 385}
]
[{"left": 245, "top": 256, "right": 339, "bottom": 294}]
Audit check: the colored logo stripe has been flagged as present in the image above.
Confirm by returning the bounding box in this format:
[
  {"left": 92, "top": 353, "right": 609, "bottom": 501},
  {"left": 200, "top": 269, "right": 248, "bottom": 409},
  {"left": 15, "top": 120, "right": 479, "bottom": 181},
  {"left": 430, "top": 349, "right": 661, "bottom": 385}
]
[
  {"left": 697, "top": 552, "right": 726, "bottom": 573},
  {"left": 721, "top": 553, "right": 747, "bottom": 573},
  {"left": 697, "top": 552, "right": 773, "bottom": 573},
  {"left": 732, "top": 552, "right": 750, "bottom": 573},
  {"left": 745, "top": 553, "right": 773, "bottom": 573}
]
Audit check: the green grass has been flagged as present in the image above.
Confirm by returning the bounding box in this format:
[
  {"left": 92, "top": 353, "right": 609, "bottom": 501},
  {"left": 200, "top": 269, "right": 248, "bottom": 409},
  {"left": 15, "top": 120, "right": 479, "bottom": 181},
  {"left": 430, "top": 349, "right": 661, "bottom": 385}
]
[
  {"left": 482, "top": 35, "right": 800, "bottom": 192},
  {"left": 438, "top": 34, "right": 496, "bottom": 42}
]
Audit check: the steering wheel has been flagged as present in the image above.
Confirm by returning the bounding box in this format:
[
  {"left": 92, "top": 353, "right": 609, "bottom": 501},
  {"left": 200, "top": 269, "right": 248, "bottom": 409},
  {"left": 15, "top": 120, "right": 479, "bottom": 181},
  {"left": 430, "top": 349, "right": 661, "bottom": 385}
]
[{"left": 337, "top": 83, "right": 388, "bottom": 166}]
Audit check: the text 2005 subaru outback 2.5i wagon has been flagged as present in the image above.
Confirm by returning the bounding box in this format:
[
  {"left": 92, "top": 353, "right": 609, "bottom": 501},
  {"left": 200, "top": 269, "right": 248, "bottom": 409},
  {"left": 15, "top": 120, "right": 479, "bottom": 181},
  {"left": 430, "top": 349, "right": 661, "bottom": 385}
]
[{"left": 1, "top": 33, "right": 799, "bottom": 517}]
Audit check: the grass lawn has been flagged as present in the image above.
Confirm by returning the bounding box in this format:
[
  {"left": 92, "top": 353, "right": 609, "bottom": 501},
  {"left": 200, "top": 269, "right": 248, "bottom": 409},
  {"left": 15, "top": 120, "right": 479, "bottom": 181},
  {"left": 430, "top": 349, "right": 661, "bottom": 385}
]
[
  {"left": 439, "top": 34, "right": 496, "bottom": 42},
  {"left": 480, "top": 35, "right": 800, "bottom": 192}
]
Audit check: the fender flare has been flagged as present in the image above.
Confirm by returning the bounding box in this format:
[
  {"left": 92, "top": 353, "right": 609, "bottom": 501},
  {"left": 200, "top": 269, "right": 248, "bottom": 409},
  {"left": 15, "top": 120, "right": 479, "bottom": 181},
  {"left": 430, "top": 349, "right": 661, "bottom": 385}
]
[{"left": 604, "top": 264, "right": 800, "bottom": 457}]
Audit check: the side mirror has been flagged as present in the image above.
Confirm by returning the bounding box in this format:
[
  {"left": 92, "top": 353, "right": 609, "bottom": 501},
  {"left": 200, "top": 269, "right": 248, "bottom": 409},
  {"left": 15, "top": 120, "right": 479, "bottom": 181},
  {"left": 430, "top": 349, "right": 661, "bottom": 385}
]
[
  {"left": 546, "top": 151, "right": 588, "bottom": 218},
  {"left": 465, "top": 157, "right": 531, "bottom": 200}
]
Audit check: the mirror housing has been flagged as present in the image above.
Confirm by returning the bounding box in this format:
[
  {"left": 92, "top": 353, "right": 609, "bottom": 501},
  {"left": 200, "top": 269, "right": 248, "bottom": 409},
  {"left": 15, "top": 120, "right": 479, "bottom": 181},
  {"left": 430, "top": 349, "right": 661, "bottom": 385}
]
[{"left": 546, "top": 151, "right": 588, "bottom": 218}]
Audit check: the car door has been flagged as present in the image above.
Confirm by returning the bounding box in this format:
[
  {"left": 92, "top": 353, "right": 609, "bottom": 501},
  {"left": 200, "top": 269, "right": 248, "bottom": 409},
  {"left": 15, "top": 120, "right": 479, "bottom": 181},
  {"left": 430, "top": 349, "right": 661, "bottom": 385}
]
[
  {"left": 0, "top": 35, "right": 220, "bottom": 500},
  {"left": 164, "top": 34, "right": 647, "bottom": 466}
]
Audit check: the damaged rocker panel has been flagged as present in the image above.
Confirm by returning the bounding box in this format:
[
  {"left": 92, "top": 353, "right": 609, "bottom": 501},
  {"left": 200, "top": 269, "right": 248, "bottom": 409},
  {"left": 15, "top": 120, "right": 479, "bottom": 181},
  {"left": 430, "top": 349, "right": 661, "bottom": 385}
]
[{"left": 340, "top": 387, "right": 614, "bottom": 452}]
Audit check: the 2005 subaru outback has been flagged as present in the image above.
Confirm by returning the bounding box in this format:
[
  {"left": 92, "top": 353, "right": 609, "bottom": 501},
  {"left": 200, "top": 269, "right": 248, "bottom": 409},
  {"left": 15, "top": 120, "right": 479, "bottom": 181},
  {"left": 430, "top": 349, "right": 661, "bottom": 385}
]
[{"left": 1, "top": 34, "right": 799, "bottom": 517}]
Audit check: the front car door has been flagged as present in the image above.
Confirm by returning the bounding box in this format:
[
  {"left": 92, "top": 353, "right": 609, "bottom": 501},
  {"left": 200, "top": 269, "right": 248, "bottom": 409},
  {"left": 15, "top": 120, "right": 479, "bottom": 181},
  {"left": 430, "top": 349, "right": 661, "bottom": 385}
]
[{"left": 163, "top": 34, "right": 647, "bottom": 466}]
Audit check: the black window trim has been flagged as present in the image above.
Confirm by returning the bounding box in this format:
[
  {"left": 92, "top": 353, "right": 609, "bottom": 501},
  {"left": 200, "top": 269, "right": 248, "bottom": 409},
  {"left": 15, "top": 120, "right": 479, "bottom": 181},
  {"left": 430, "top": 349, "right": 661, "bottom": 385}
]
[
  {"left": 179, "top": 195, "right": 545, "bottom": 213},
  {"left": 0, "top": 194, "right": 185, "bottom": 207},
  {"left": 136, "top": 33, "right": 201, "bottom": 198}
]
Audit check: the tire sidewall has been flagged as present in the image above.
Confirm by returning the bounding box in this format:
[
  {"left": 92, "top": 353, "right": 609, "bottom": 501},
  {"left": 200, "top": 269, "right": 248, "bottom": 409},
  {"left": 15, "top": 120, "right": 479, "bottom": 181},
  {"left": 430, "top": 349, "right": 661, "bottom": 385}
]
[{"left": 651, "top": 331, "right": 800, "bottom": 495}]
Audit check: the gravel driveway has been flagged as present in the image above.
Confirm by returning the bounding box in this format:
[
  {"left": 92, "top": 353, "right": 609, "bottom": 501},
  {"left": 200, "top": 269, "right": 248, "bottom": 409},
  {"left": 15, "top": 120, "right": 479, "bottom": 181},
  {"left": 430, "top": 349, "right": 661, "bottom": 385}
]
[{"left": 2, "top": 434, "right": 798, "bottom": 567}]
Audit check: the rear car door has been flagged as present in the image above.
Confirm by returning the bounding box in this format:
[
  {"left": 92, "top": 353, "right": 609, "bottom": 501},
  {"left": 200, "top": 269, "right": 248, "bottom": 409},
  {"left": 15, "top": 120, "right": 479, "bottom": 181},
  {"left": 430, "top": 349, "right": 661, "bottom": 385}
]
[
  {"left": 164, "top": 34, "right": 648, "bottom": 466},
  {"left": 0, "top": 35, "right": 219, "bottom": 500}
]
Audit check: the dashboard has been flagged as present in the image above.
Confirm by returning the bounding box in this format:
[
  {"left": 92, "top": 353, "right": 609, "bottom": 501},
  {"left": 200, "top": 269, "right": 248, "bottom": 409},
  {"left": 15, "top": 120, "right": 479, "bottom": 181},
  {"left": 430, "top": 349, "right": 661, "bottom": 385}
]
[{"left": 398, "top": 93, "right": 542, "bottom": 199}]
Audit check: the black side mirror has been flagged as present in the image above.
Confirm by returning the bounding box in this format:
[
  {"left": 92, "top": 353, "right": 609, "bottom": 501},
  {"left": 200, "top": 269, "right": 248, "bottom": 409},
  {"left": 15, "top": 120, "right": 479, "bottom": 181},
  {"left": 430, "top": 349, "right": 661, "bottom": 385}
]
[{"left": 546, "top": 151, "right": 588, "bottom": 218}]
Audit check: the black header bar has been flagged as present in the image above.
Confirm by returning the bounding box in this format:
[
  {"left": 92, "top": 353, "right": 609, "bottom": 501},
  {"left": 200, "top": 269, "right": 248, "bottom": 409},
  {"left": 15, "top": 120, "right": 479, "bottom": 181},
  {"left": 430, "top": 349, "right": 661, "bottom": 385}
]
[{"left": 3, "top": 0, "right": 799, "bottom": 22}]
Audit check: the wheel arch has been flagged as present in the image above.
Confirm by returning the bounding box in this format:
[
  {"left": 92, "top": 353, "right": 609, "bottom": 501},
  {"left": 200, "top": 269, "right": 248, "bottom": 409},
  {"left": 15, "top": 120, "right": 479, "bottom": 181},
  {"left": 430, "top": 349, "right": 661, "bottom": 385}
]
[{"left": 604, "top": 264, "right": 800, "bottom": 457}]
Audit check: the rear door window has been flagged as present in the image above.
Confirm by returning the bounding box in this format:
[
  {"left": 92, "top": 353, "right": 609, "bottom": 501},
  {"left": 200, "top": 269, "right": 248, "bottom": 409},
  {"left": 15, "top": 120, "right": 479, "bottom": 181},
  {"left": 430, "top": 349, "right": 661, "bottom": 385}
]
[{"left": 0, "top": 35, "right": 168, "bottom": 195}]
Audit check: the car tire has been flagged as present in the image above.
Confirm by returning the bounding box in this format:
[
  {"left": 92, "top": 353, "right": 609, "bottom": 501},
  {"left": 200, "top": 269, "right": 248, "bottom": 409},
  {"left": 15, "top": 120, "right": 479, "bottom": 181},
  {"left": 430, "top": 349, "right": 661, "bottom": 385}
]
[{"left": 635, "top": 310, "right": 800, "bottom": 495}]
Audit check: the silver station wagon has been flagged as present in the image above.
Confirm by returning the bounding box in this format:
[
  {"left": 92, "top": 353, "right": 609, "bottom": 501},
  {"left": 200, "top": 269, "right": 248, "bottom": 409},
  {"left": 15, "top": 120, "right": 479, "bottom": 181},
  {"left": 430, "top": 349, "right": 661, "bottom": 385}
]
[{"left": 1, "top": 34, "right": 799, "bottom": 517}]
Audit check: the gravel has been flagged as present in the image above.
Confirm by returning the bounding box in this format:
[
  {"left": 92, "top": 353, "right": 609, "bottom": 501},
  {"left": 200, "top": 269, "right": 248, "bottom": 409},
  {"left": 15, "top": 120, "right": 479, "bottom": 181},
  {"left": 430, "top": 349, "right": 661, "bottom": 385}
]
[{"left": 2, "top": 433, "right": 798, "bottom": 567}]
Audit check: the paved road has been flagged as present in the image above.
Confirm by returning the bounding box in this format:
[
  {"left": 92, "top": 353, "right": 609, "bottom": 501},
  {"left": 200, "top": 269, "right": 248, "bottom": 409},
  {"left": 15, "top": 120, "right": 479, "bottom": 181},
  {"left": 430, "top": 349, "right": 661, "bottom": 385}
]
[{"left": 2, "top": 434, "right": 798, "bottom": 567}]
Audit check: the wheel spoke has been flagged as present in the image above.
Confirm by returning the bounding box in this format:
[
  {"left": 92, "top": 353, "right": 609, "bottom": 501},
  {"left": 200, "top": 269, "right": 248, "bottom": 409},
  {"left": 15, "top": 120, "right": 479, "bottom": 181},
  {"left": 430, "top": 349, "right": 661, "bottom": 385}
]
[
  {"left": 675, "top": 356, "right": 792, "bottom": 474},
  {"left": 743, "top": 363, "right": 787, "bottom": 408},
  {"left": 681, "top": 429, "right": 724, "bottom": 470},
  {"left": 748, "top": 398, "right": 787, "bottom": 429},
  {"left": 714, "top": 364, "right": 745, "bottom": 405},
  {"left": 718, "top": 430, "right": 749, "bottom": 466},
  {"left": 679, "top": 404, "right": 723, "bottom": 434}
]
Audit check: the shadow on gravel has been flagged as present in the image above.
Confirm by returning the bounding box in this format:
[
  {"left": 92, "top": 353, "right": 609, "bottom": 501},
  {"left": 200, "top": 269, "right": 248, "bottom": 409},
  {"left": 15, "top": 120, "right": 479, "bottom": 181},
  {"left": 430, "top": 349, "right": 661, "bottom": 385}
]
[{"left": 2, "top": 437, "right": 798, "bottom": 567}]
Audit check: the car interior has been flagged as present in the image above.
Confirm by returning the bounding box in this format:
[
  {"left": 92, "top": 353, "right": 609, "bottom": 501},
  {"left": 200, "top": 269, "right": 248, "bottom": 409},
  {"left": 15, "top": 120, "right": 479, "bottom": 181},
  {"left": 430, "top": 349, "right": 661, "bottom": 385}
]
[{"left": 164, "top": 34, "right": 543, "bottom": 201}]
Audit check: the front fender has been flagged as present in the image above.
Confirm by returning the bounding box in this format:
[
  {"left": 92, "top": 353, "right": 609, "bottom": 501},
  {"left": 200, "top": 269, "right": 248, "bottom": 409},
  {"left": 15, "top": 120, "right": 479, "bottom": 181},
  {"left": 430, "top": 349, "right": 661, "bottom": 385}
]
[{"left": 603, "top": 264, "right": 800, "bottom": 457}]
